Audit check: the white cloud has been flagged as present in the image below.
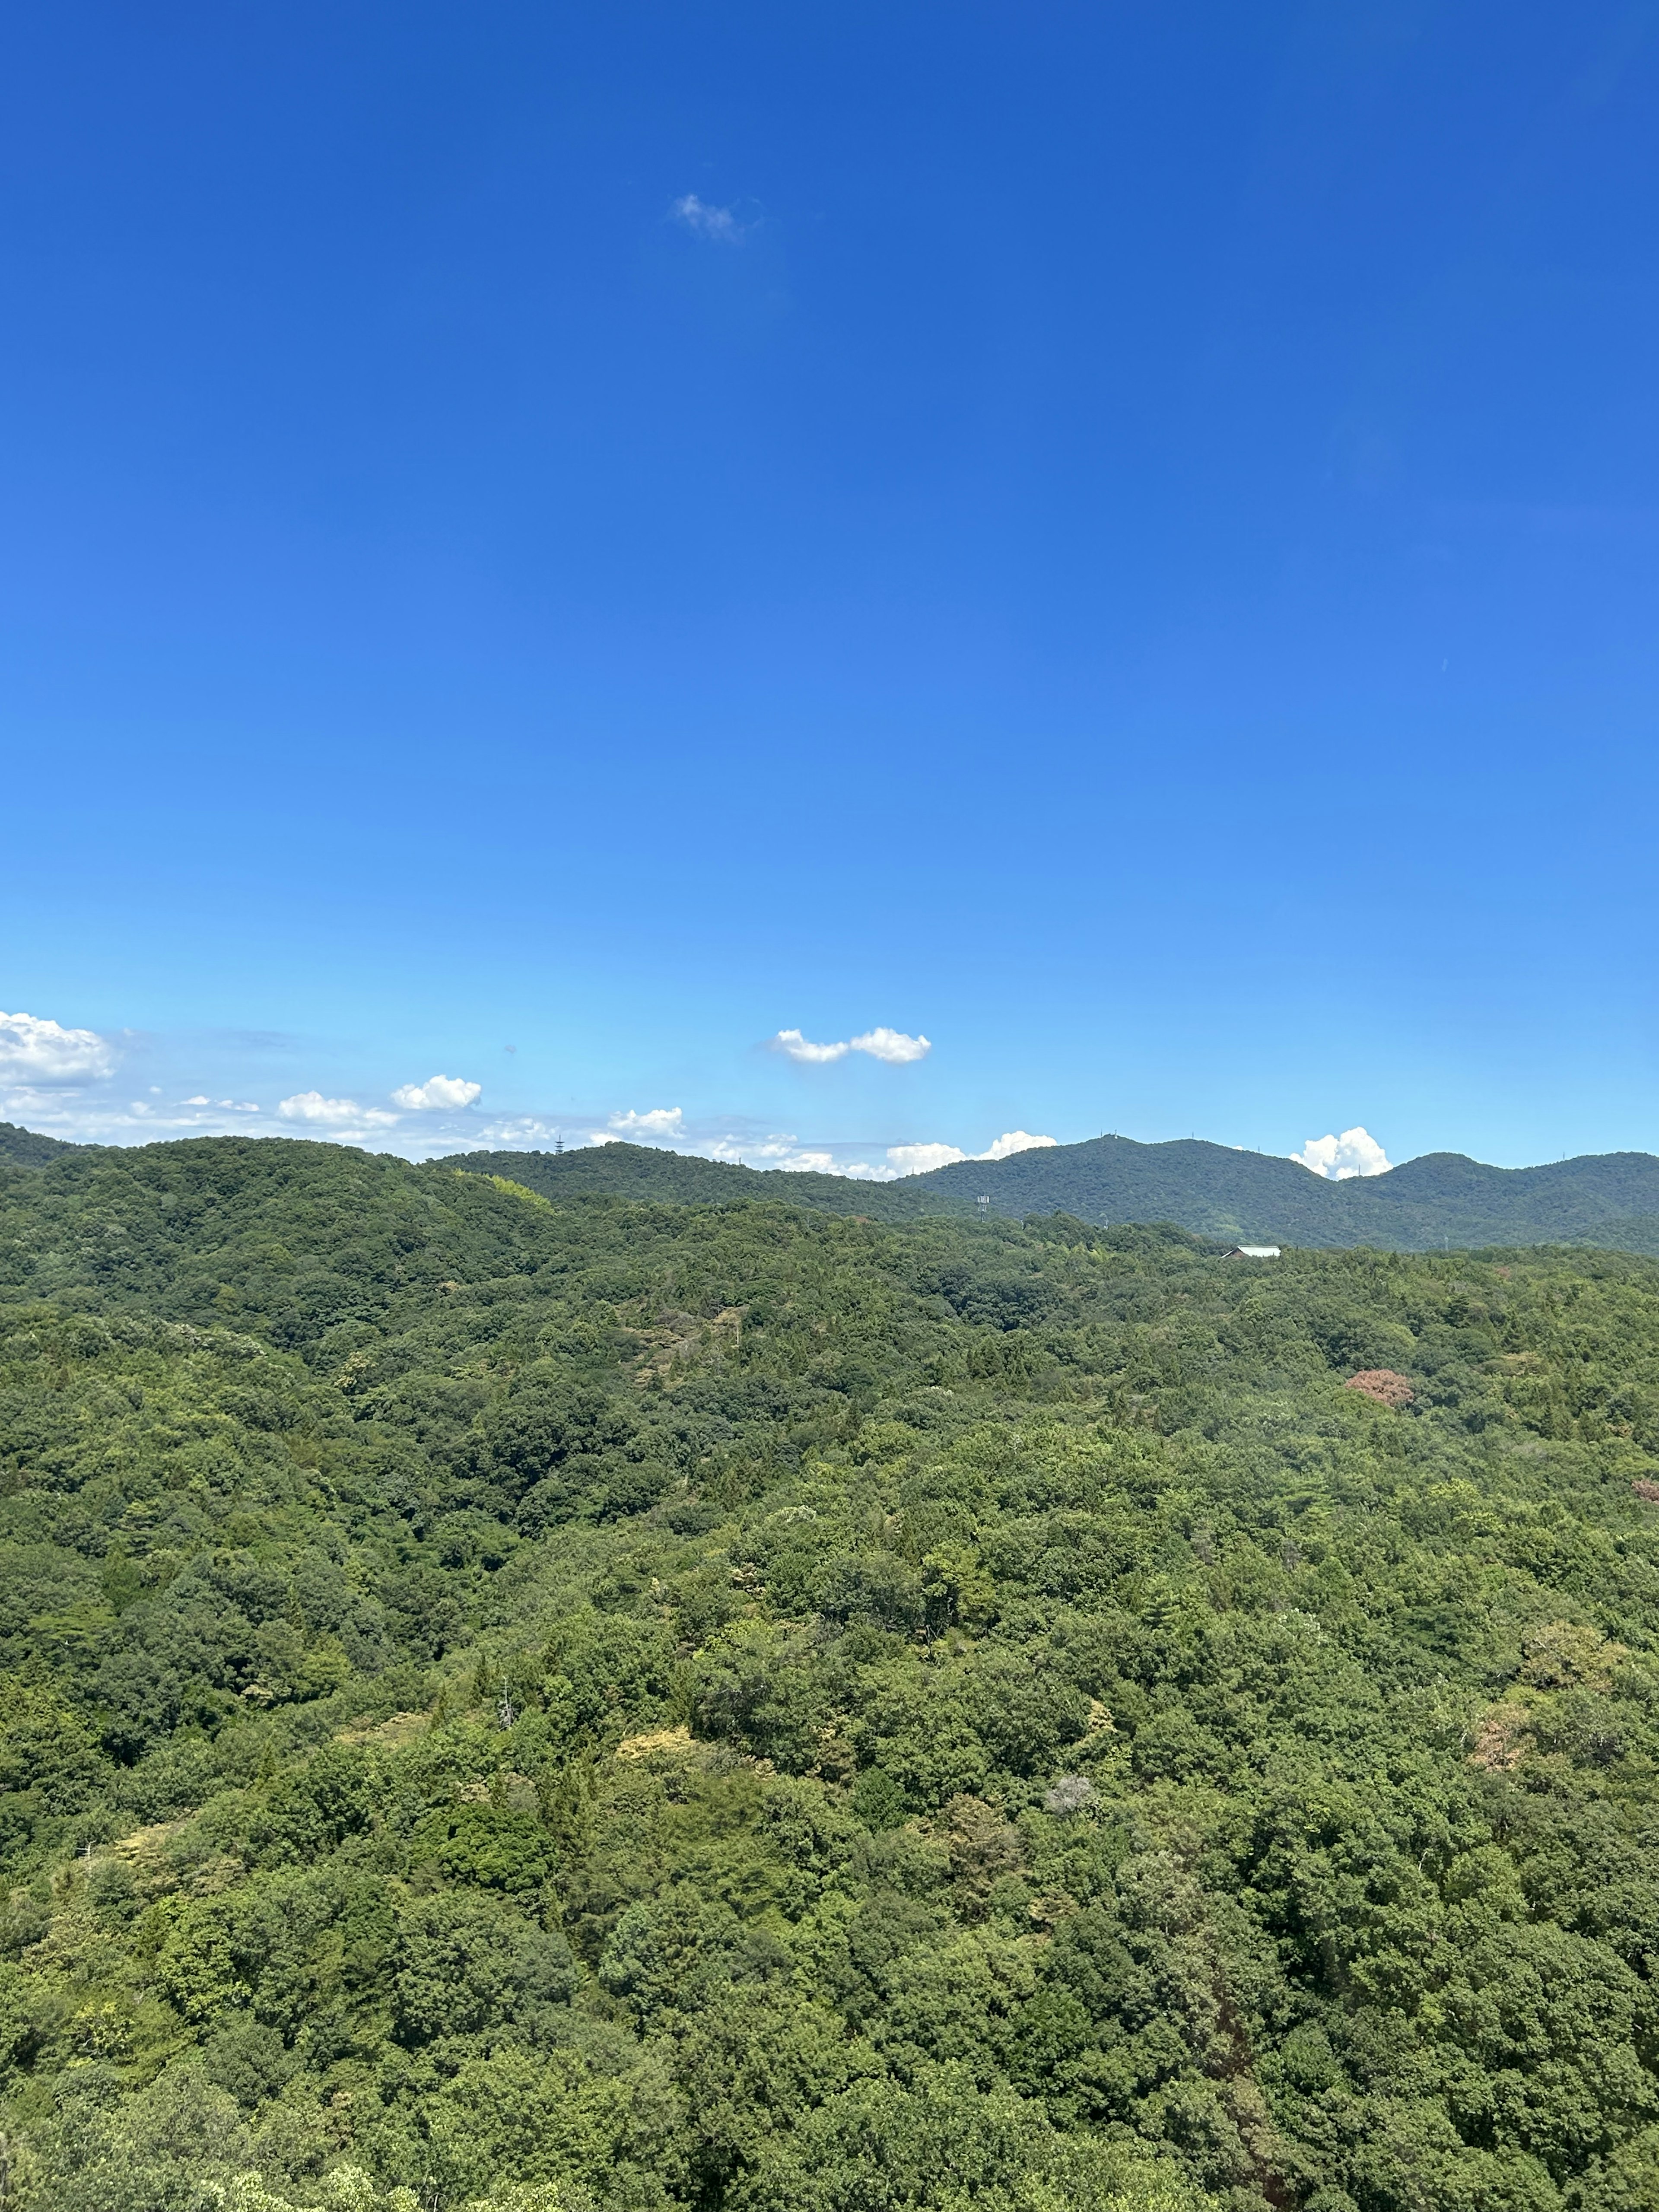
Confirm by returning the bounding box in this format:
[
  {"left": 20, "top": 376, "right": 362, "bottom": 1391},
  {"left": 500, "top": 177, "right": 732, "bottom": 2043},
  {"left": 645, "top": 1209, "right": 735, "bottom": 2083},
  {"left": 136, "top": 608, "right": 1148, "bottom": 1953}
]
[
  {"left": 773, "top": 1029, "right": 850, "bottom": 1064},
  {"left": 702, "top": 1132, "right": 790, "bottom": 1163},
  {"left": 278, "top": 1091, "right": 398, "bottom": 1130},
  {"left": 851, "top": 1027, "right": 931, "bottom": 1064},
  {"left": 184, "top": 1095, "right": 211, "bottom": 1106},
  {"left": 697, "top": 1129, "right": 881, "bottom": 1176},
  {"left": 699, "top": 1134, "right": 768, "bottom": 1160},
  {"left": 671, "top": 193, "right": 743, "bottom": 242},
  {"left": 474, "top": 1116, "right": 563, "bottom": 1145},
  {"left": 881, "top": 1129, "right": 1057, "bottom": 1177},
  {"left": 604, "top": 1106, "right": 684, "bottom": 1140},
  {"left": 980, "top": 1129, "right": 1058, "bottom": 1161},
  {"left": 1292, "top": 1125, "right": 1392, "bottom": 1179},
  {"left": 0, "top": 1009, "right": 116, "bottom": 1084},
  {"left": 391, "top": 1074, "right": 482, "bottom": 1112},
  {"left": 887, "top": 1142, "right": 968, "bottom": 1175},
  {"left": 772, "top": 1026, "right": 932, "bottom": 1066}
]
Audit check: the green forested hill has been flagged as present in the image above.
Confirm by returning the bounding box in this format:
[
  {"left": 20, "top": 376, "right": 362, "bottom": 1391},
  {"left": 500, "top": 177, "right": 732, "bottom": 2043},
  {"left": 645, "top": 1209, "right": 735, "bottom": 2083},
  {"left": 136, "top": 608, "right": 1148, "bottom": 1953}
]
[
  {"left": 0, "top": 1122, "right": 80, "bottom": 1170},
  {"left": 920, "top": 1136, "right": 1659, "bottom": 1251},
  {"left": 18, "top": 1123, "right": 1659, "bottom": 1252},
  {"left": 439, "top": 1141, "right": 950, "bottom": 1220},
  {"left": 4, "top": 1138, "right": 1659, "bottom": 2210},
  {"left": 448, "top": 1134, "right": 1659, "bottom": 1253}
]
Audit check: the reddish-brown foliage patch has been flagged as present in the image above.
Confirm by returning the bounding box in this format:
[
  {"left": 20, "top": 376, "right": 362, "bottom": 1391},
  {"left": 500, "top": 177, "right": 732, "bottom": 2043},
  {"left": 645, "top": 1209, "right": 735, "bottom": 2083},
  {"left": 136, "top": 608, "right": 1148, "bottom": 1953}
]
[
  {"left": 1468, "top": 1699, "right": 1532, "bottom": 1772},
  {"left": 1633, "top": 1479, "right": 1659, "bottom": 1503},
  {"left": 1346, "top": 1369, "right": 1415, "bottom": 1408}
]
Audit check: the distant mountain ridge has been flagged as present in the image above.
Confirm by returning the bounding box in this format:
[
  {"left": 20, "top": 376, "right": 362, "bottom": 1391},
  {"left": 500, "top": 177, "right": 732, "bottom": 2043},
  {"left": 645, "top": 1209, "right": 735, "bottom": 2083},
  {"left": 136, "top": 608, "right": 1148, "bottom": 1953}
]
[
  {"left": 10, "top": 1119, "right": 1659, "bottom": 1253},
  {"left": 910, "top": 1134, "right": 1659, "bottom": 1250},
  {"left": 441, "top": 1131, "right": 1659, "bottom": 1254}
]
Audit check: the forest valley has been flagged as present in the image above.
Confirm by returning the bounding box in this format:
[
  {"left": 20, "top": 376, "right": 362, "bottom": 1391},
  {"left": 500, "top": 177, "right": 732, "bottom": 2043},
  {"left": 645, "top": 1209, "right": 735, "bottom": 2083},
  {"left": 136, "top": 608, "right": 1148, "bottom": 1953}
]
[{"left": 0, "top": 1137, "right": 1658, "bottom": 2212}]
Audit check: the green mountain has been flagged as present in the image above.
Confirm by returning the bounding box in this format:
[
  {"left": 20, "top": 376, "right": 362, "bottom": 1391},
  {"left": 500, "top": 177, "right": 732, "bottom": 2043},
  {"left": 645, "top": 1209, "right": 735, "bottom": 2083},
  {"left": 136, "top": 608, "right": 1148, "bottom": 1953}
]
[
  {"left": 0, "top": 1119, "right": 81, "bottom": 1168},
  {"left": 912, "top": 1135, "right": 1659, "bottom": 1251},
  {"left": 441, "top": 1138, "right": 922, "bottom": 1216},
  {"left": 19, "top": 1123, "right": 1659, "bottom": 1252},
  {"left": 445, "top": 1132, "right": 1659, "bottom": 1252},
  {"left": 3, "top": 1133, "right": 1659, "bottom": 2210}
]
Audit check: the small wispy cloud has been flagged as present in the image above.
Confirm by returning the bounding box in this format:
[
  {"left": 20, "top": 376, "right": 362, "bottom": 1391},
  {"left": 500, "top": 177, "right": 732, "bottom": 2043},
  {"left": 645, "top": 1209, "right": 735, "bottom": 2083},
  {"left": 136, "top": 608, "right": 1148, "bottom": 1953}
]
[
  {"left": 695, "top": 1129, "right": 877, "bottom": 1176},
  {"left": 278, "top": 1091, "right": 398, "bottom": 1131},
  {"left": 0, "top": 1009, "right": 117, "bottom": 1084},
  {"left": 391, "top": 1074, "right": 482, "bottom": 1112},
  {"left": 1292, "top": 1126, "right": 1392, "bottom": 1179},
  {"left": 475, "top": 1116, "right": 563, "bottom": 1145},
  {"left": 703, "top": 1130, "right": 788, "bottom": 1162},
  {"left": 772, "top": 1027, "right": 932, "bottom": 1066},
  {"left": 671, "top": 192, "right": 745, "bottom": 242}
]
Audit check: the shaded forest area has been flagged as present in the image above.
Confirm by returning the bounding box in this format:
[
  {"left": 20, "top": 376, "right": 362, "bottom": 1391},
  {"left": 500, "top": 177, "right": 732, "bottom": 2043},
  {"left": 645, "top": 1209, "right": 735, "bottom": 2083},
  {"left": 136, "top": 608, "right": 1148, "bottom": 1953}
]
[{"left": 1, "top": 1136, "right": 1659, "bottom": 2210}]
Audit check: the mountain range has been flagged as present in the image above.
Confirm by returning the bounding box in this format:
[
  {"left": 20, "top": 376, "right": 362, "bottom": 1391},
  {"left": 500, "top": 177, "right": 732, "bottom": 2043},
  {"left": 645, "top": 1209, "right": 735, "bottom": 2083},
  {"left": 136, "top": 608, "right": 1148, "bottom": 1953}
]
[
  {"left": 402, "top": 1130, "right": 1659, "bottom": 1252},
  {"left": 10, "top": 1120, "right": 1659, "bottom": 1252}
]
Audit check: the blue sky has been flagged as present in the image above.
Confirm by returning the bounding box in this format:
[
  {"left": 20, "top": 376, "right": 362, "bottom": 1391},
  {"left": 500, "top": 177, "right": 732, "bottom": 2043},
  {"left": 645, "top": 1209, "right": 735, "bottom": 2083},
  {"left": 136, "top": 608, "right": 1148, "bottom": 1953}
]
[{"left": 3, "top": 2, "right": 1657, "bottom": 1176}]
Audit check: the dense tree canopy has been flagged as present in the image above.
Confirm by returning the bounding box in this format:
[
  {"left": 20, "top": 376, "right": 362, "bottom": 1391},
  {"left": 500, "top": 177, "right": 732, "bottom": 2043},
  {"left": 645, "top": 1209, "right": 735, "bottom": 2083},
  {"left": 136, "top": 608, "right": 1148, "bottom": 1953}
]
[{"left": 2, "top": 1138, "right": 1659, "bottom": 2210}]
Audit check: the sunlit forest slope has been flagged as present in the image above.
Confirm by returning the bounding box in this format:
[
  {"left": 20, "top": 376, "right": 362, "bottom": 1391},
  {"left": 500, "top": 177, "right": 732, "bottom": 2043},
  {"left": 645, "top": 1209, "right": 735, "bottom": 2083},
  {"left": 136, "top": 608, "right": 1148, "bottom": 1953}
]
[{"left": 2, "top": 1135, "right": 1659, "bottom": 2212}]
